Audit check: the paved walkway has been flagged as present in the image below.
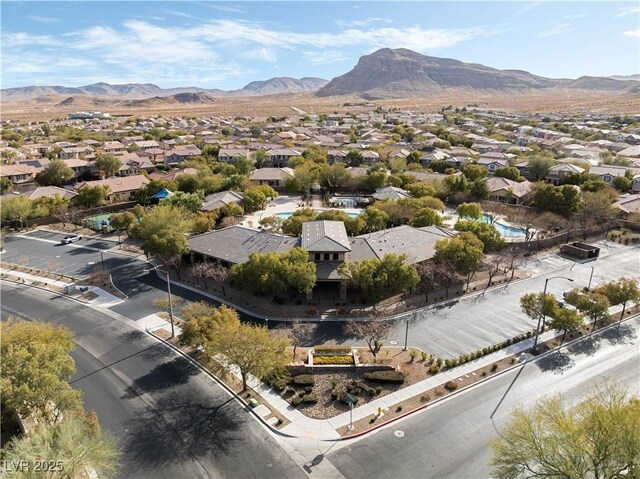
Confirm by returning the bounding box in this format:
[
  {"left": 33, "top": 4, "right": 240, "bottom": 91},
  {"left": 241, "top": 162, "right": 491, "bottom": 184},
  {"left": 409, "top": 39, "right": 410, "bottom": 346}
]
[{"left": 144, "top": 310, "right": 625, "bottom": 441}]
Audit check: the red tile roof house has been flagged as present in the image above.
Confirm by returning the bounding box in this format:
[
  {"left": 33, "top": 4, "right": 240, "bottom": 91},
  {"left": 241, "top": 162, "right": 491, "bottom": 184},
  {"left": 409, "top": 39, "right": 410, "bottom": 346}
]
[{"left": 75, "top": 175, "right": 149, "bottom": 203}]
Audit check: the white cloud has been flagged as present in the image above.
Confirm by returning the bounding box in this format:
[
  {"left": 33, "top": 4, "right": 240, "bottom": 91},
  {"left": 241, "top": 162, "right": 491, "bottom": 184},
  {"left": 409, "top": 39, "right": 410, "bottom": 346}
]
[
  {"left": 335, "top": 17, "right": 392, "bottom": 28},
  {"left": 241, "top": 47, "right": 277, "bottom": 63},
  {"left": 563, "top": 13, "right": 589, "bottom": 20},
  {"left": 202, "top": 4, "right": 245, "bottom": 14},
  {"left": 1, "top": 32, "right": 59, "bottom": 47},
  {"left": 303, "top": 50, "right": 351, "bottom": 65},
  {"left": 539, "top": 23, "right": 572, "bottom": 37},
  {"left": 615, "top": 6, "right": 640, "bottom": 17},
  {"left": 27, "top": 15, "right": 61, "bottom": 24},
  {"left": 192, "top": 19, "right": 496, "bottom": 52},
  {"left": 623, "top": 29, "right": 640, "bottom": 38},
  {"left": 517, "top": 1, "right": 543, "bottom": 14}
]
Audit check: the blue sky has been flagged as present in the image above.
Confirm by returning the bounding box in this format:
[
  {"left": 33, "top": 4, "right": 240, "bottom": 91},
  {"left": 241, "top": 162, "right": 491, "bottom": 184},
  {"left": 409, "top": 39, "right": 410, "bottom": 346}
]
[{"left": 2, "top": 1, "right": 639, "bottom": 89}]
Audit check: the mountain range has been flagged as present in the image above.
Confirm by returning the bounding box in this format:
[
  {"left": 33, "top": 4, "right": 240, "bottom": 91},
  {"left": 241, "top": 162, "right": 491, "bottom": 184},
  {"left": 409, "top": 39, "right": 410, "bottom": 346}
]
[
  {"left": 2, "top": 48, "right": 637, "bottom": 106},
  {"left": 1, "top": 77, "right": 329, "bottom": 103}
]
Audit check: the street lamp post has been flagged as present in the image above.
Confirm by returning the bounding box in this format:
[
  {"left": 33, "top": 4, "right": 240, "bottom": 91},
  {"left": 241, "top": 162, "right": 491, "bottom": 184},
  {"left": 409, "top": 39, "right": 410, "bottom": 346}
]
[
  {"left": 533, "top": 276, "right": 574, "bottom": 350},
  {"left": 156, "top": 258, "right": 175, "bottom": 339},
  {"left": 587, "top": 266, "right": 594, "bottom": 291}
]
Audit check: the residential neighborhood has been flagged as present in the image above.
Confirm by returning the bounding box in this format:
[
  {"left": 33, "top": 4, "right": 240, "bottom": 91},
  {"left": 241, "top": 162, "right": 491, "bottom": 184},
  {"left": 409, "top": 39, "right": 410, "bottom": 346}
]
[{"left": 2, "top": 1, "right": 639, "bottom": 478}]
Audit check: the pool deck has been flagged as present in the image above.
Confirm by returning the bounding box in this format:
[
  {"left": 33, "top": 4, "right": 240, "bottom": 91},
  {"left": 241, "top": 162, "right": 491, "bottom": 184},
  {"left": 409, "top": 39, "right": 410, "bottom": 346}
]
[{"left": 241, "top": 194, "right": 362, "bottom": 228}]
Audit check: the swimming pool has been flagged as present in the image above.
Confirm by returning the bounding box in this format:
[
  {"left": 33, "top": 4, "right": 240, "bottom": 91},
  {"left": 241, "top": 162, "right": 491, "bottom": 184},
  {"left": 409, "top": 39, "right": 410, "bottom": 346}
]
[
  {"left": 449, "top": 213, "right": 527, "bottom": 238},
  {"left": 275, "top": 209, "right": 361, "bottom": 219}
]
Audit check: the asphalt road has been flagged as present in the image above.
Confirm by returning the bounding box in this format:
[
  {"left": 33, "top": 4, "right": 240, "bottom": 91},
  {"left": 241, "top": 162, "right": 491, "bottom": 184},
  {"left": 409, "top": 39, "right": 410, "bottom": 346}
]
[
  {"left": 3, "top": 232, "right": 639, "bottom": 358},
  {"left": 0, "top": 282, "right": 306, "bottom": 479},
  {"left": 326, "top": 315, "right": 640, "bottom": 479}
]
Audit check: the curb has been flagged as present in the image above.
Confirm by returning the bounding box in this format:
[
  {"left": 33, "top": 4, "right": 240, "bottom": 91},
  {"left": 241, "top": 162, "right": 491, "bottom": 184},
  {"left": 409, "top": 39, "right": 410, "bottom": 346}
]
[
  {"left": 144, "top": 326, "right": 299, "bottom": 441},
  {"left": 341, "top": 312, "right": 639, "bottom": 440}
]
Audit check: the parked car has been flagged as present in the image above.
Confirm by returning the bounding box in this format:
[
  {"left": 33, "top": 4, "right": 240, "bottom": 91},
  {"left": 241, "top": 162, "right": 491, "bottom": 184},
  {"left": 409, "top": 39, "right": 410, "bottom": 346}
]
[{"left": 60, "top": 234, "right": 83, "bottom": 244}]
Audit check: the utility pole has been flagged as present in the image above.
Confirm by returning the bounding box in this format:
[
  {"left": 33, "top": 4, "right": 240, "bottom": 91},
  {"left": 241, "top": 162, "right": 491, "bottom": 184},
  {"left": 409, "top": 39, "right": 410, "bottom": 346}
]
[{"left": 533, "top": 276, "right": 573, "bottom": 350}]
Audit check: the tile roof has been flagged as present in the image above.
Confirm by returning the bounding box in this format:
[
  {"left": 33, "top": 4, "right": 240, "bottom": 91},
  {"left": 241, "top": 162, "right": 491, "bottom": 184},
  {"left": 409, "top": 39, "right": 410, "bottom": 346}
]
[{"left": 301, "top": 221, "right": 351, "bottom": 253}]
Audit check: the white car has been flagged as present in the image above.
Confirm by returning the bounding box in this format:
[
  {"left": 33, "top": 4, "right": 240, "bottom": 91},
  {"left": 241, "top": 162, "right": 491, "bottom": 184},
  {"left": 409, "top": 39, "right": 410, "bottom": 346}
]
[{"left": 60, "top": 234, "right": 83, "bottom": 244}]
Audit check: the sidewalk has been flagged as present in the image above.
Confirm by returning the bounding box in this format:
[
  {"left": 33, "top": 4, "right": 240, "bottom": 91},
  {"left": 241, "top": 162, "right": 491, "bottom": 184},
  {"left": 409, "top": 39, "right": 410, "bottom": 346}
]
[
  {"left": 144, "top": 310, "right": 613, "bottom": 441},
  {"left": 0, "top": 268, "right": 124, "bottom": 307}
]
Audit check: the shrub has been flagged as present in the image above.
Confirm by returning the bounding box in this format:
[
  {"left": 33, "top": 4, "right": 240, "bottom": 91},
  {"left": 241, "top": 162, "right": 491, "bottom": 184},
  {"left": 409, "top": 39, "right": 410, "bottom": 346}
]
[
  {"left": 302, "top": 394, "right": 318, "bottom": 403},
  {"left": 444, "top": 380, "right": 458, "bottom": 391},
  {"left": 421, "top": 351, "right": 428, "bottom": 362},
  {"left": 313, "top": 354, "right": 354, "bottom": 365},
  {"left": 375, "top": 387, "right": 382, "bottom": 395},
  {"left": 435, "top": 388, "right": 444, "bottom": 396},
  {"left": 304, "top": 385, "right": 314, "bottom": 393},
  {"left": 363, "top": 370, "right": 406, "bottom": 384},
  {"left": 396, "top": 406, "right": 403, "bottom": 412},
  {"left": 429, "top": 363, "right": 440, "bottom": 374},
  {"left": 445, "top": 359, "right": 454, "bottom": 368},
  {"left": 481, "top": 371, "right": 487, "bottom": 377},
  {"left": 420, "top": 394, "right": 430, "bottom": 403},
  {"left": 409, "top": 350, "right": 417, "bottom": 362},
  {"left": 314, "top": 345, "right": 352, "bottom": 354},
  {"left": 491, "top": 364, "right": 499, "bottom": 372},
  {"left": 293, "top": 374, "right": 315, "bottom": 386},
  {"left": 291, "top": 396, "right": 302, "bottom": 406},
  {"left": 298, "top": 391, "right": 306, "bottom": 397},
  {"left": 331, "top": 377, "right": 338, "bottom": 388}
]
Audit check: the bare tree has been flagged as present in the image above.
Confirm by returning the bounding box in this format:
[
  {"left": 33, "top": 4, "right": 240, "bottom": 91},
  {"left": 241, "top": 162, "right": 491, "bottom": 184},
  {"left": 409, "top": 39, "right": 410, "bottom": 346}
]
[
  {"left": 277, "top": 321, "right": 317, "bottom": 360},
  {"left": 502, "top": 246, "right": 525, "bottom": 284},
  {"left": 343, "top": 316, "right": 392, "bottom": 358},
  {"left": 484, "top": 253, "right": 505, "bottom": 291},
  {"left": 207, "top": 264, "right": 230, "bottom": 296},
  {"left": 166, "top": 253, "right": 183, "bottom": 281},
  {"left": 417, "top": 261, "right": 449, "bottom": 302},
  {"left": 53, "top": 206, "right": 82, "bottom": 229},
  {"left": 188, "top": 262, "right": 210, "bottom": 288}
]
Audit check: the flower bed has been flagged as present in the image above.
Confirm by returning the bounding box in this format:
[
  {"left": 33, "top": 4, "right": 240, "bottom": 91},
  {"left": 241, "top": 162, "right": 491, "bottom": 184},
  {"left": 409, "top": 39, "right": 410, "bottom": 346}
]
[{"left": 313, "top": 355, "right": 354, "bottom": 365}]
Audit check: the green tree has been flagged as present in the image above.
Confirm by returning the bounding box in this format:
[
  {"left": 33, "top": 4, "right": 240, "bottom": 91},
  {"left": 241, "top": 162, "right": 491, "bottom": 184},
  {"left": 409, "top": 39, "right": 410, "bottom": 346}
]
[
  {"left": 526, "top": 155, "right": 557, "bottom": 181},
  {"left": 520, "top": 292, "right": 560, "bottom": 324},
  {"left": 302, "top": 144, "right": 327, "bottom": 164},
  {"left": 594, "top": 278, "right": 640, "bottom": 323},
  {"left": 281, "top": 208, "right": 317, "bottom": 235},
  {"left": 533, "top": 184, "right": 581, "bottom": 214},
  {"left": 292, "top": 161, "right": 321, "bottom": 197},
  {"left": 468, "top": 179, "right": 490, "bottom": 200},
  {"left": 180, "top": 303, "right": 237, "bottom": 345},
  {"left": 339, "top": 253, "right": 419, "bottom": 302},
  {"left": 462, "top": 163, "right": 488, "bottom": 181},
  {"left": 181, "top": 306, "right": 290, "bottom": 391},
  {"left": 320, "top": 163, "right": 351, "bottom": 194},
  {"left": 30, "top": 194, "right": 70, "bottom": 218},
  {"left": 94, "top": 154, "right": 121, "bottom": 178},
  {"left": 494, "top": 166, "right": 522, "bottom": 181},
  {"left": 360, "top": 206, "right": 389, "bottom": 232},
  {"left": 2, "top": 412, "right": 120, "bottom": 479},
  {"left": 547, "top": 307, "right": 584, "bottom": 343},
  {"left": 434, "top": 232, "right": 485, "bottom": 289},
  {"left": 612, "top": 176, "right": 632, "bottom": 193},
  {"left": 405, "top": 181, "right": 436, "bottom": 198},
  {"left": 191, "top": 211, "right": 218, "bottom": 234},
  {"left": 233, "top": 156, "right": 255, "bottom": 176},
  {"left": 363, "top": 171, "right": 387, "bottom": 192},
  {"left": 1, "top": 320, "right": 82, "bottom": 425},
  {"left": 491, "top": 382, "right": 640, "bottom": 479},
  {"left": 0, "top": 176, "right": 13, "bottom": 193},
  {"left": 230, "top": 247, "right": 316, "bottom": 296},
  {"left": 35, "top": 159, "right": 75, "bottom": 186},
  {"left": 411, "top": 208, "right": 443, "bottom": 227},
  {"left": 457, "top": 202, "right": 483, "bottom": 219},
  {"left": 564, "top": 289, "right": 610, "bottom": 329},
  {"left": 0, "top": 196, "right": 33, "bottom": 227},
  {"left": 454, "top": 220, "right": 505, "bottom": 251},
  {"left": 161, "top": 190, "right": 204, "bottom": 212},
  {"left": 346, "top": 149, "right": 364, "bottom": 167},
  {"left": 76, "top": 185, "right": 109, "bottom": 208},
  {"left": 109, "top": 211, "right": 138, "bottom": 238},
  {"left": 136, "top": 205, "right": 190, "bottom": 263}
]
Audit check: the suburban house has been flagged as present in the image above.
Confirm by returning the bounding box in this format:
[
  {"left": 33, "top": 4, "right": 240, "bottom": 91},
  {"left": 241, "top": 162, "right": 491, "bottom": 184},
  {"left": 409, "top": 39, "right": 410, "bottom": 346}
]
[
  {"left": 59, "top": 146, "right": 93, "bottom": 159},
  {"left": 217, "top": 148, "right": 251, "bottom": 164},
  {"left": 63, "top": 158, "right": 89, "bottom": 178},
  {"left": 476, "top": 158, "right": 510, "bottom": 173},
  {"left": 75, "top": 175, "right": 149, "bottom": 203},
  {"left": 265, "top": 148, "right": 302, "bottom": 167},
  {"left": 486, "top": 177, "right": 534, "bottom": 204},
  {"left": 545, "top": 164, "right": 585, "bottom": 185},
  {"left": 133, "top": 140, "right": 160, "bottom": 151},
  {"left": 588, "top": 165, "right": 630, "bottom": 185},
  {"left": 118, "top": 157, "right": 155, "bottom": 177},
  {"left": 0, "top": 164, "right": 37, "bottom": 191},
  {"left": 163, "top": 147, "right": 202, "bottom": 165},
  {"left": 22, "top": 185, "right": 78, "bottom": 201},
  {"left": 249, "top": 167, "right": 295, "bottom": 189},
  {"left": 102, "top": 141, "right": 126, "bottom": 153},
  {"left": 633, "top": 174, "right": 640, "bottom": 193},
  {"left": 201, "top": 190, "right": 244, "bottom": 211},
  {"left": 327, "top": 149, "right": 348, "bottom": 164}
]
